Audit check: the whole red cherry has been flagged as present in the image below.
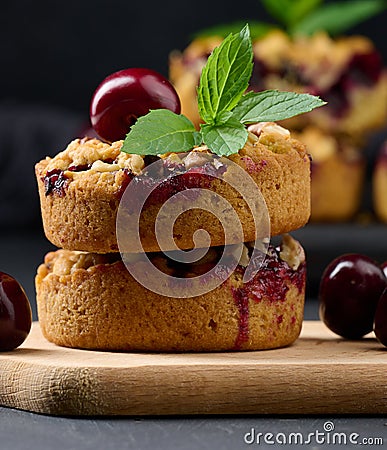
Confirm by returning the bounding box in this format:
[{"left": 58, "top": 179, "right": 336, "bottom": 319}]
[
  {"left": 0, "top": 272, "right": 32, "bottom": 351},
  {"left": 374, "top": 288, "right": 387, "bottom": 347},
  {"left": 319, "top": 254, "right": 386, "bottom": 339},
  {"left": 90, "top": 68, "right": 181, "bottom": 142}
]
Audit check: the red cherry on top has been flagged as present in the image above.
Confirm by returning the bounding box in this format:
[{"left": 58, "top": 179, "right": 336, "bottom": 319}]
[{"left": 90, "top": 68, "right": 181, "bottom": 143}]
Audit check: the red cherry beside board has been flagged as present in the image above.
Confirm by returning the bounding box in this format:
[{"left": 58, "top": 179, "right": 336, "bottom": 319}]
[
  {"left": 319, "top": 254, "right": 387, "bottom": 344},
  {"left": 0, "top": 272, "right": 32, "bottom": 351}
]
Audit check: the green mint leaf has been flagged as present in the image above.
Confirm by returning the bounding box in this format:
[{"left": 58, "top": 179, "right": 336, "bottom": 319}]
[
  {"left": 197, "top": 24, "right": 253, "bottom": 125},
  {"left": 193, "top": 21, "right": 275, "bottom": 40},
  {"left": 121, "top": 109, "right": 201, "bottom": 155},
  {"left": 293, "top": 0, "right": 386, "bottom": 36},
  {"left": 216, "top": 110, "right": 234, "bottom": 124},
  {"left": 200, "top": 116, "right": 248, "bottom": 156},
  {"left": 232, "top": 90, "right": 326, "bottom": 124}
]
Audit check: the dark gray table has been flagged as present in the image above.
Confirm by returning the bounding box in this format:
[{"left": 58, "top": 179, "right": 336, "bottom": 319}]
[
  {"left": 0, "top": 226, "right": 386, "bottom": 449},
  {"left": 0, "top": 409, "right": 386, "bottom": 450}
]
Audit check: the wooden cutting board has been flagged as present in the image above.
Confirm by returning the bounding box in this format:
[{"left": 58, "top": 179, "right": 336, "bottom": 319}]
[{"left": 0, "top": 321, "right": 385, "bottom": 416}]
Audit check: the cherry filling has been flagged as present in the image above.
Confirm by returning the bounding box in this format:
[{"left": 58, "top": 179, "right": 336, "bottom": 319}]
[
  {"left": 151, "top": 241, "right": 305, "bottom": 350},
  {"left": 124, "top": 157, "right": 228, "bottom": 211},
  {"left": 241, "top": 157, "right": 267, "bottom": 174},
  {"left": 116, "top": 168, "right": 135, "bottom": 198},
  {"left": 44, "top": 160, "right": 113, "bottom": 196},
  {"left": 231, "top": 245, "right": 306, "bottom": 349},
  {"left": 67, "top": 163, "right": 92, "bottom": 172},
  {"left": 44, "top": 154, "right": 227, "bottom": 201},
  {"left": 150, "top": 242, "right": 305, "bottom": 350},
  {"left": 44, "top": 169, "right": 69, "bottom": 197}
]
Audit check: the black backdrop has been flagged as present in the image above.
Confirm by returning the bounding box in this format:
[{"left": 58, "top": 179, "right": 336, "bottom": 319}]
[
  {"left": 2, "top": 0, "right": 386, "bottom": 114},
  {"left": 0, "top": 0, "right": 386, "bottom": 228}
]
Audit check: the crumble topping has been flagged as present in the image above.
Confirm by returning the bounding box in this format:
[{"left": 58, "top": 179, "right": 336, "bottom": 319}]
[
  {"left": 248, "top": 122, "right": 291, "bottom": 139},
  {"left": 279, "top": 234, "right": 305, "bottom": 270},
  {"left": 43, "top": 235, "right": 303, "bottom": 280},
  {"left": 44, "top": 138, "right": 145, "bottom": 176},
  {"left": 42, "top": 120, "right": 301, "bottom": 184},
  {"left": 160, "top": 147, "right": 215, "bottom": 168},
  {"left": 44, "top": 250, "right": 120, "bottom": 276},
  {"left": 182, "top": 150, "right": 214, "bottom": 169},
  {"left": 236, "top": 244, "right": 250, "bottom": 268}
]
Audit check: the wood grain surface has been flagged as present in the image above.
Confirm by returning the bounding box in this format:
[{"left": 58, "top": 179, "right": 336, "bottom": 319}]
[{"left": 0, "top": 321, "right": 385, "bottom": 416}]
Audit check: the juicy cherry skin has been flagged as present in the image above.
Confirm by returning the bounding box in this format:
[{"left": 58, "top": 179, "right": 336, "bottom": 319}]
[
  {"left": 0, "top": 272, "right": 32, "bottom": 351},
  {"left": 319, "top": 254, "right": 387, "bottom": 339},
  {"left": 90, "top": 68, "right": 181, "bottom": 142},
  {"left": 374, "top": 288, "right": 387, "bottom": 347},
  {"left": 381, "top": 261, "right": 387, "bottom": 279},
  {"left": 374, "top": 262, "right": 387, "bottom": 347}
]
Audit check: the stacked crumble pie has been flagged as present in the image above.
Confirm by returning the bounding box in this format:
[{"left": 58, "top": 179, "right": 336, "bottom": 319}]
[{"left": 35, "top": 123, "right": 311, "bottom": 351}]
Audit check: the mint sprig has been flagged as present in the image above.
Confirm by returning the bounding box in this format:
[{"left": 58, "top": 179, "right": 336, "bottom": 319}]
[
  {"left": 201, "top": 117, "right": 248, "bottom": 157},
  {"left": 122, "top": 24, "right": 326, "bottom": 157},
  {"left": 121, "top": 109, "right": 201, "bottom": 155},
  {"left": 232, "top": 90, "right": 326, "bottom": 124},
  {"left": 197, "top": 25, "right": 252, "bottom": 124}
]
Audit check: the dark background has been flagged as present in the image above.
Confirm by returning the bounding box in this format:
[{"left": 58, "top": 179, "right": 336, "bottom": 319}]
[
  {"left": 0, "top": 0, "right": 386, "bottom": 229},
  {"left": 1, "top": 0, "right": 386, "bottom": 113},
  {"left": 0, "top": 0, "right": 386, "bottom": 311}
]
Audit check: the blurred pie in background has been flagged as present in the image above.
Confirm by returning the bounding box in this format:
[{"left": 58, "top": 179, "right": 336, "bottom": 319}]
[{"left": 169, "top": 1, "right": 387, "bottom": 222}]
